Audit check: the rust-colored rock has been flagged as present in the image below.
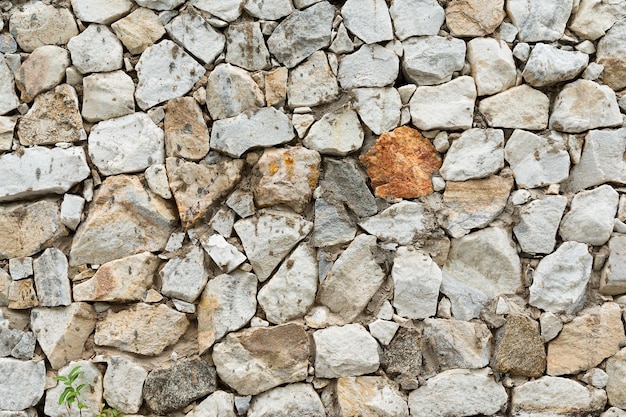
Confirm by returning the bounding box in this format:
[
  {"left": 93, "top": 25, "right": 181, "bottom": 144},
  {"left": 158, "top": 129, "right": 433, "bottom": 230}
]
[
  {"left": 164, "top": 97, "right": 211, "bottom": 161},
  {"left": 359, "top": 126, "right": 441, "bottom": 198}
]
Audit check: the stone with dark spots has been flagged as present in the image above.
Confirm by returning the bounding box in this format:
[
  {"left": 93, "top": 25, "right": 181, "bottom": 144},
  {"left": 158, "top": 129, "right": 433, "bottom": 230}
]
[
  {"left": 381, "top": 327, "right": 422, "bottom": 379},
  {"left": 492, "top": 314, "right": 546, "bottom": 377},
  {"left": 318, "top": 158, "right": 378, "bottom": 218}
]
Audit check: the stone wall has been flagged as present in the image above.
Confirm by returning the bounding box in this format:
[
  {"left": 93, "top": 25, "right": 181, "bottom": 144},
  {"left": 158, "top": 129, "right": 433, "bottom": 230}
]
[{"left": 1, "top": 0, "right": 626, "bottom": 416}]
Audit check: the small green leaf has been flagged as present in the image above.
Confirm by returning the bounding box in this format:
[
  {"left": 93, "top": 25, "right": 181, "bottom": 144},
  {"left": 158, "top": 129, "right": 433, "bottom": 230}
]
[
  {"left": 75, "top": 383, "right": 87, "bottom": 393},
  {"left": 77, "top": 402, "right": 87, "bottom": 409},
  {"left": 55, "top": 375, "right": 68, "bottom": 383}
]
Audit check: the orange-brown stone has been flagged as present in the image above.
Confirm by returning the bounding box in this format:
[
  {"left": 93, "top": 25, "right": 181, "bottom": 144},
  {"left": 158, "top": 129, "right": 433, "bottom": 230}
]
[{"left": 359, "top": 126, "right": 441, "bottom": 198}]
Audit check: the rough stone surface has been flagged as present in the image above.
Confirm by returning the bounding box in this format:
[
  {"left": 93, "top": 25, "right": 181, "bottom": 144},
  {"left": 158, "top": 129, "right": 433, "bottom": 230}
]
[
  {"left": 352, "top": 87, "right": 401, "bottom": 135},
  {"left": 191, "top": 0, "right": 244, "bottom": 21},
  {"left": 479, "top": 85, "right": 550, "bottom": 130},
  {"left": 206, "top": 64, "right": 265, "bottom": 121},
  {"left": 311, "top": 198, "right": 356, "bottom": 247},
  {"left": 201, "top": 234, "right": 246, "bottom": 273},
  {"left": 390, "top": 0, "right": 444, "bottom": 40},
  {"left": 15, "top": 45, "right": 70, "bottom": 103},
  {"left": 314, "top": 324, "right": 380, "bottom": 378},
  {"left": 67, "top": 24, "right": 123, "bottom": 74},
  {"left": 392, "top": 248, "right": 441, "bottom": 319},
  {"left": 319, "top": 158, "right": 377, "bottom": 218},
  {"left": 111, "top": 7, "right": 166, "bottom": 55},
  {"left": 440, "top": 128, "right": 504, "bottom": 181},
  {"left": 607, "top": 347, "right": 626, "bottom": 408},
  {"left": 445, "top": 0, "right": 505, "bottom": 37},
  {"left": 493, "top": 315, "right": 546, "bottom": 377},
  {"left": 359, "top": 201, "right": 437, "bottom": 245},
  {"left": 341, "top": 0, "right": 393, "bottom": 44},
  {"left": 248, "top": 384, "right": 325, "bottom": 417},
  {"left": 287, "top": 51, "right": 339, "bottom": 108},
  {"left": 303, "top": 104, "right": 363, "bottom": 155},
  {"left": 225, "top": 21, "right": 270, "bottom": 71},
  {"left": 381, "top": 327, "right": 422, "bottom": 379},
  {"left": 467, "top": 38, "right": 516, "bottom": 96},
  {"left": 164, "top": 96, "right": 210, "bottom": 160},
  {"left": 9, "top": 3, "right": 78, "bottom": 52},
  {"left": 213, "top": 324, "right": 310, "bottom": 395},
  {"left": 32, "top": 248, "right": 70, "bottom": 307},
  {"left": 601, "top": 235, "right": 626, "bottom": 295},
  {"left": 166, "top": 8, "right": 225, "bottom": 65},
  {"left": 103, "top": 356, "right": 148, "bottom": 414},
  {"left": 522, "top": 43, "right": 589, "bottom": 87},
  {"left": 332, "top": 377, "right": 409, "bottom": 417},
  {"left": 244, "top": 0, "right": 293, "bottom": 20},
  {"left": 529, "top": 241, "right": 593, "bottom": 315},
  {"left": 506, "top": 0, "right": 574, "bottom": 42},
  {"left": 338, "top": 45, "right": 400, "bottom": 89},
  {"left": 402, "top": 36, "right": 466, "bottom": 86},
  {"left": 94, "top": 303, "right": 189, "bottom": 355},
  {"left": 186, "top": 391, "right": 236, "bottom": 417},
  {"left": 160, "top": 245, "right": 210, "bottom": 302},
  {"left": 81, "top": 71, "right": 136, "bottom": 122},
  {"left": 0, "top": 57, "right": 18, "bottom": 115},
  {"left": 71, "top": 0, "right": 133, "bottom": 24},
  {"left": 514, "top": 196, "right": 568, "bottom": 254},
  {"left": 597, "top": 20, "right": 626, "bottom": 90},
  {"left": 360, "top": 126, "right": 442, "bottom": 198},
  {"left": 0, "top": 359, "right": 45, "bottom": 411}
]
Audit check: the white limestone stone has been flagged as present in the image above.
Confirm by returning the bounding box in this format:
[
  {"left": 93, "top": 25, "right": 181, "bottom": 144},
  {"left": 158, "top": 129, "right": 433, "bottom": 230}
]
[
  {"left": 160, "top": 245, "right": 209, "bottom": 303},
  {"left": 210, "top": 107, "right": 295, "bottom": 158},
  {"left": 409, "top": 76, "right": 476, "bottom": 130},
  {"left": 601, "top": 235, "right": 626, "bottom": 295},
  {"left": 286, "top": 51, "right": 339, "bottom": 108},
  {"left": 33, "top": 248, "right": 70, "bottom": 307},
  {"left": 313, "top": 324, "right": 380, "bottom": 378},
  {"left": 60, "top": 194, "right": 85, "bottom": 231},
  {"left": 166, "top": 8, "right": 226, "bottom": 65},
  {"left": 135, "top": 0, "right": 185, "bottom": 10},
  {"left": 550, "top": 80, "right": 622, "bottom": 133},
  {"left": 257, "top": 243, "right": 318, "bottom": 324},
  {"left": 135, "top": 40, "right": 206, "bottom": 110},
  {"left": 389, "top": 0, "right": 444, "bottom": 40},
  {"left": 329, "top": 24, "right": 354, "bottom": 54},
  {"left": 304, "top": 104, "right": 363, "bottom": 155},
  {"left": 0, "top": 56, "right": 18, "bottom": 115},
  {"left": 529, "top": 241, "right": 592, "bottom": 314},
  {"left": 409, "top": 368, "right": 507, "bottom": 417},
  {"left": 8, "top": 258, "right": 32, "bottom": 281},
  {"left": 201, "top": 234, "right": 246, "bottom": 273},
  {"left": 522, "top": 43, "right": 589, "bottom": 87},
  {"left": 479, "top": 85, "right": 549, "bottom": 130},
  {"left": 540, "top": 312, "right": 563, "bottom": 343},
  {"left": 225, "top": 21, "right": 270, "bottom": 71},
  {"left": 0, "top": 147, "right": 90, "bottom": 202},
  {"left": 82, "top": 71, "right": 135, "bottom": 122},
  {"left": 506, "top": 0, "right": 574, "bottom": 42},
  {"left": 44, "top": 361, "right": 103, "bottom": 417},
  {"left": 352, "top": 87, "right": 401, "bottom": 135},
  {"left": 311, "top": 198, "right": 357, "bottom": 247},
  {"left": 392, "top": 247, "right": 441, "bottom": 319},
  {"left": 333, "top": 376, "right": 409, "bottom": 417},
  {"left": 248, "top": 384, "right": 324, "bottom": 417},
  {"left": 402, "top": 36, "right": 466, "bottom": 86},
  {"left": 191, "top": 0, "right": 244, "bottom": 22},
  {"left": 0, "top": 359, "right": 45, "bottom": 411},
  {"left": 206, "top": 64, "right": 265, "bottom": 120},
  {"left": 467, "top": 38, "right": 516, "bottom": 96},
  {"left": 559, "top": 185, "right": 619, "bottom": 246},
  {"left": 186, "top": 391, "right": 236, "bottom": 417},
  {"left": 341, "top": 0, "right": 393, "bottom": 44},
  {"left": 70, "top": 0, "right": 133, "bottom": 24},
  {"left": 440, "top": 128, "right": 504, "bottom": 181},
  {"left": 111, "top": 8, "right": 166, "bottom": 55},
  {"left": 244, "top": 0, "right": 293, "bottom": 20},
  {"left": 144, "top": 164, "right": 172, "bottom": 199},
  {"left": 338, "top": 44, "right": 400, "bottom": 89},
  {"left": 103, "top": 356, "right": 148, "bottom": 414},
  {"left": 67, "top": 25, "right": 123, "bottom": 74},
  {"left": 570, "top": 0, "right": 626, "bottom": 40},
  {"left": 358, "top": 201, "right": 436, "bottom": 245},
  {"left": 597, "top": 19, "right": 626, "bottom": 91},
  {"left": 88, "top": 112, "right": 165, "bottom": 176},
  {"left": 368, "top": 319, "right": 400, "bottom": 346},
  {"left": 513, "top": 196, "right": 568, "bottom": 255},
  {"left": 15, "top": 45, "right": 71, "bottom": 103},
  {"left": 9, "top": 2, "right": 78, "bottom": 52},
  {"left": 583, "top": 62, "right": 604, "bottom": 80}
]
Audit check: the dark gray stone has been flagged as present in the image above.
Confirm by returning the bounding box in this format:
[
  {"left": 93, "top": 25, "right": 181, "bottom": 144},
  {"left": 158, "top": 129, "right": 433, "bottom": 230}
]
[
  {"left": 381, "top": 327, "right": 422, "bottom": 378},
  {"left": 319, "top": 158, "right": 378, "bottom": 218},
  {"left": 312, "top": 198, "right": 356, "bottom": 247}
]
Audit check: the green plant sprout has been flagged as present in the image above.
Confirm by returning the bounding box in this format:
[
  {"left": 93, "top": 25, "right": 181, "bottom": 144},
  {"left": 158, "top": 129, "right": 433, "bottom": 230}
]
[{"left": 56, "top": 365, "right": 122, "bottom": 417}]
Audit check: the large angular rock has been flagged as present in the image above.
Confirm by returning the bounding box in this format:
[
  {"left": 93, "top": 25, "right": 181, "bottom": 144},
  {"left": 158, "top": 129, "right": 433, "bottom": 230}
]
[
  {"left": 440, "top": 128, "right": 504, "bottom": 181},
  {"left": 338, "top": 44, "right": 399, "bottom": 89},
  {"left": 88, "top": 112, "right": 164, "bottom": 176},
  {"left": 317, "top": 234, "right": 385, "bottom": 323},
  {"left": 514, "top": 196, "right": 568, "bottom": 254},
  {"left": 17, "top": 84, "right": 83, "bottom": 146},
  {"left": 601, "top": 235, "right": 626, "bottom": 295},
  {"left": 8, "top": 2, "right": 77, "bottom": 52},
  {"left": 504, "top": 129, "right": 570, "bottom": 188},
  {"left": 0, "top": 147, "right": 89, "bottom": 203},
  {"left": 331, "top": 377, "right": 409, "bottom": 417},
  {"left": 360, "top": 126, "right": 442, "bottom": 198},
  {"left": 71, "top": 0, "right": 133, "bottom": 23},
  {"left": 225, "top": 21, "right": 270, "bottom": 71},
  {"left": 166, "top": 157, "right": 243, "bottom": 228},
  {"left": 314, "top": 324, "right": 380, "bottom": 378},
  {"left": 319, "top": 158, "right": 378, "bottom": 218},
  {"left": 409, "top": 76, "right": 477, "bottom": 130},
  {"left": 197, "top": 271, "right": 257, "bottom": 352},
  {"left": 253, "top": 147, "right": 320, "bottom": 212},
  {"left": 0, "top": 57, "right": 18, "bottom": 115},
  {"left": 559, "top": 184, "right": 619, "bottom": 246},
  {"left": 200, "top": 234, "right": 246, "bottom": 273},
  {"left": 597, "top": 20, "right": 626, "bottom": 90},
  {"left": 443, "top": 227, "right": 521, "bottom": 299},
  {"left": 0, "top": 200, "right": 65, "bottom": 260},
  {"left": 161, "top": 245, "right": 210, "bottom": 303},
  {"left": 44, "top": 361, "right": 103, "bottom": 417},
  {"left": 479, "top": 85, "right": 549, "bottom": 130},
  {"left": 15, "top": 45, "right": 70, "bottom": 103},
  {"left": 31, "top": 303, "right": 96, "bottom": 369},
  {"left": 359, "top": 201, "right": 437, "bottom": 245},
  {"left": 304, "top": 104, "right": 363, "bottom": 155},
  {"left": 103, "top": 356, "right": 148, "bottom": 414},
  {"left": 94, "top": 303, "right": 189, "bottom": 355},
  {"left": 402, "top": 36, "right": 466, "bottom": 86},
  {"left": 392, "top": 248, "right": 441, "bottom": 320},
  {"left": 422, "top": 318, "right": 491, "bottom": 375},
  {"left": 206, "top": 64, "right": 264, "bottom": 121},
  {"left": 164, "top": 97, "right": 210, "bottom": 160},
  {"left": 213, "top": 324, "right": 310, "bottom": 395},
  {"left": 506, "top": 0, "right": 573, "bottom": 42},
  {"left": 547, "top": 303, "right": 624, "bottom": 376},
  {"left": 82, "top": 71, "right": 136, "bottom": 122},
  {"left": 210, "top": 108, "right": 295, "bottom": 158},
  {"left": 286, "top": 51, "right": 339, "bottom": 108},
  {"left": 445, "top": 0, "right": 505, "bottom": 37},
  {"left": 381, "top": 327, "right": 421, "bottom": 379},
  {"left": 32, "top": 248, "right": 70, "bottom": 307},
  {"left": 244, "top": 0, "right": 293, "bottom": 20},
  {"left": 493, "top": 315, "right": 546, "bottom": 377},
  {"left": 607, "top": 347, "right": 626, "bottom": 408},
  {"left": 467, "top": 38, "right": 516, "bottom": 96},
  {"left": 511, "top": 376, "right": 606, "bottom": 416},
  {"left": 70, "top": 175, "right": 178, "bottom": 266},
  {"left": 267, "top": 1, "right": 335, "bottom": 68},
  {"left": 143, "top": 358, "right": 216, "bottom": 415},
  {"left": 529, "top": 241, "right": 592, "bottom": 314},
  {"left": 408, "top": 369, "right": 507, "bottom": 417},
  {"left": 166, "top": 8, "right": 225, "bottom": 65},
  {"left": 248, "top": 383, "right": 324, "bottom": 417},
  {"left": 550, "top": 80, "right": 622, "bottom": 133},
  {"left": 341, "top": 0, "right": 393, "bottom": 44},
  {"left": 67, "top": 24, "right": 123, "bottom": 74},
  {"left": 522, "top": 43, "right": 589, "bottom": 87},
  {"left": 442, "top": 175, "right": 513, "bottom": 238},
  {"left": 390, "top": 0, "right": 444, "bottom": 40},
  {"left": 234, "top": 210, "right": 312, "bottom": 281},
  {"left": 0, "top": 359, "right": 45, "bottom": 411},
  {"left": 257, "top": 243, "right": 318, "bottom": 324},
  {"left": 111, "top": 7, "right": 166, "bottom": 55},
  {"left": 352, "top": 87, "right": 401, "bottom": 135},
  {"left": 311, "top": 198, "right": 356, "bottom": 247},
  {"left": 570, "top": 0, "right": 626, "bottom": 41},
  {"left": 135, "top": 40, "right": 206, "bottom": 110}
]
